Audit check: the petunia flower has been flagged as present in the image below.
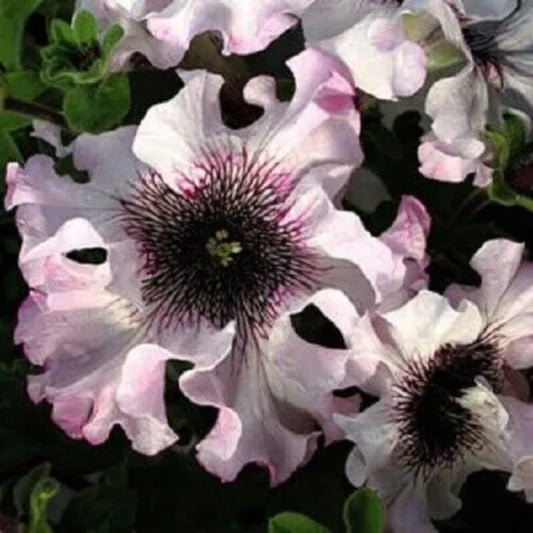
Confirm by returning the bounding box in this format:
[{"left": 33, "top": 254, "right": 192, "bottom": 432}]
[
  {"left": 418, "top": 0, "right": 533, "bottom": 184},
  {"left": 146, "top": 0, "right": 314, "bottom": 58},
  {"left": 6, "top": 49, "right": 413, "bottom": 484},
  {"left": 328, "top": 238, "right": 533, "bottom": 531},
  {"left": 300, "top": 0, "right": 428, "bottom": 100}
]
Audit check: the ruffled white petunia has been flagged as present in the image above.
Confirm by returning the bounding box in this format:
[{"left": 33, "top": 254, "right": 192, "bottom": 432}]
[
  {"left": 6, "top": 49, "right": 420, "bottom": 483},
  {"left": 418, "top": 0, "right": 533, "bottom": 184},
  {"left": 325, "top": 238, "right": 533, "bottom": 531},
  {"left": 300, "top": 0, "right": 428, "bottom": 100}
]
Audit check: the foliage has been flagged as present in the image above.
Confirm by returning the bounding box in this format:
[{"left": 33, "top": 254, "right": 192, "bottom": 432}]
[{"left": 268, "top": 488, "right": 386, "bottom": 533}]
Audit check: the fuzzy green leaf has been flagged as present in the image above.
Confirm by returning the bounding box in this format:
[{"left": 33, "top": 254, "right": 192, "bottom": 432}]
[
  {"left": 486, "top": 129, "right": 509, "bottom": 171},
  {"left": 503, "top": 112, "right": 528, "bottom": 159},
  {"left": 42, "top": 13, "right": 123, "bottom": 90},
  {"left": 343, "top": 489, "right": 386, "bottom": 533},
  {"left": 28, "top": 477, "right": 59, "bottom": 533},
  {"left": 1, "top": 70, "right": 47, "bottom": 101},
  {"left": 0, "top": 111, "right": 31, "bottom": 131},
  {"left": 0, "top": 128, "right": 22, "bottom": 168},
  {"left": 0, "top": 0, "right": 42, "bottom": 69},
  {"left": 50, "top": 18, "right": 75, "bottom": 45},
  {"left": 63, "top": 74, "right": 130, "bottom": 132},
  {"left": 73, "top": 10, "right": 98, "bottom": 45},
  {"left": 269, "top": 512, "right": 330, "bottom": 533},
  {"left": 102, "top": 24, "right": 124, "bottom": 55}
]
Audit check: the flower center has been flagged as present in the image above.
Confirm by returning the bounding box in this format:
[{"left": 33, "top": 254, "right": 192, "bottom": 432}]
[
  {"left": 120, "top": 146, "right": 319, "bottom": 335},
  {"left": 393, "top": 338, "right": 503, "bottom": 476},
  {"left": 206, "top": 230, "right": 242, "bottom": 267}
]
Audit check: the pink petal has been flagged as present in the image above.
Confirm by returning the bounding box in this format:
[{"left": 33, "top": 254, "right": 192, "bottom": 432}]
[
  {"left": 147, "top": 0, "right": 312, "bottom": 57},
  {"left": 179, "top": 341, "right": 319, "bottom": 485},
  {"left": 383, "top": 290, "right": 484, "bottom": 361},
  {"left": 134, "top": 48, "right": 362, "bottom": 197},
  {"left": 379, "top": 195, "right": 430, "bottom": 306},
  {"left": 418, "top": 134, "right": 491, "bottom": 185},
  {"left": 303, "top": 2, "right": 427, "bottom": 100},
  {"left": 446, "top": 239, "right": 533, "bottom": 367}
]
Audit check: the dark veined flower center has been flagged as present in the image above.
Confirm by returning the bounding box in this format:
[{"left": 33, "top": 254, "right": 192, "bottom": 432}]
[
  {"left": 119, "top": 146, "right": 319, "bottom": 337},
  {"left": 393, "top": 337, "right": 504, "bottom": 476},
  {"left": 461, "top": 1, "right": 532, "bottom": 84}
]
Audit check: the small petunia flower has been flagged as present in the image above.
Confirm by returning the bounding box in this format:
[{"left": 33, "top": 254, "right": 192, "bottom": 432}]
[
  {"left": 329, "top": 239, "right": 533, "bottom": 531},
  {"left": 7, "top": 49, "right": 407, "bottom": 483},
  {"left": 146, "top": 0, "right": 314, "bottom": 57},
  {"left": 418, "top": 0, "right": 533, "bottom": 184},
  {"left": 300, "top": 0, "right": 428, "bottom": 100},
  {"left": 74, "top": 0, "right": 183, "bottom": 69}
]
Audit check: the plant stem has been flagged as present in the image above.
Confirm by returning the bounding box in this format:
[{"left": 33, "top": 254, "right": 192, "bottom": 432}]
[{"left": 3, "top": 97, "right": 68, "bottom": 128}]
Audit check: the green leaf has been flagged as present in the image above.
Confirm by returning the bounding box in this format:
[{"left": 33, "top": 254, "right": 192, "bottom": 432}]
[
  {"left": 488, "top": 169, "right": 533, "bottom": 212},
  {"left": 503, "top": 112, "right": 527, "bottom": 159},
  {"left": 0, "top": 129, "right": 22, "bottom": 176},
  {"left": 343, "top": 489, "right": 386, "bottom": 533},
  {"left": 28, "top": 470, "right": 59, "bottom": 533},
  {"left": 63, "top": 74, "right": 130, "bottom": 132},
  {"left": 73, "top": 10, "right": 98, "bottom": 45},
  {"left": 488, "top": 171, "right": 517, "bottom": 206},
  {"left": 485, "top": 118, "right": 533, "bottom": 212},
  {"left": 102, "top": 25, "right": 125, "bottom": 55},
  {"left": 0, "top": 0, "right": 42, "bottom": 69},
  {"left": 41, "top": 13, "right": 123, "bottom": 90},
  {"left": 485, "top": 129, "right": 509, "bottom": 171},
  {"left": 2, "top": 71, "right": 47, "bottom": 101},
  {"left": 0, "top": 0, "right": 41, "bottom": 18},
  {"left": 268, "top": 512, "right": 330, "bottom": 533},
  {"left": 485, "top": 114, "right": 528, "bottom": 172},
  {"left": 515, "top": 194, "right": 533, "bottom": 211},
  {"left": 13, "top": 465, "right": 59, "bottom": 533},
  {"left": 50, "top": 19, "right": 75, "bottom": 45},
  {"left": 0, "top": 110, "right": 31, "bottom": 131}
]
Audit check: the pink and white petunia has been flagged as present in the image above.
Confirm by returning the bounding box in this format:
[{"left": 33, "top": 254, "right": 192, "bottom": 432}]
[
  {"left": 147, "top": 0, "right": 314, "bottom": 57},
  {"left": 7, "top": 49, "right": 410, "bottom": 483},
  {"left": 300, "top": 0, "right": 428, "bottom": 100},
  {"left": 74, "top": 0, "right": 183, "bottom": 69},
  {"left": 327, "top": 238, "right": 533, "bottom": 531},
  {"left": 418, "top": 0, "right": 533, "bottom": 184}
]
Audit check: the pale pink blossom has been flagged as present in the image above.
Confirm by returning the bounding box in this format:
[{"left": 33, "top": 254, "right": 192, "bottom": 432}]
[
  {"left": 418, "top": 0, "right": 533, "bottom": 184},
  {"left": 6, "top": 50, "right": 409, "bottom": 483},
  {"left": 329, "top": 239, "right": 533, "bottom": 531}
]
